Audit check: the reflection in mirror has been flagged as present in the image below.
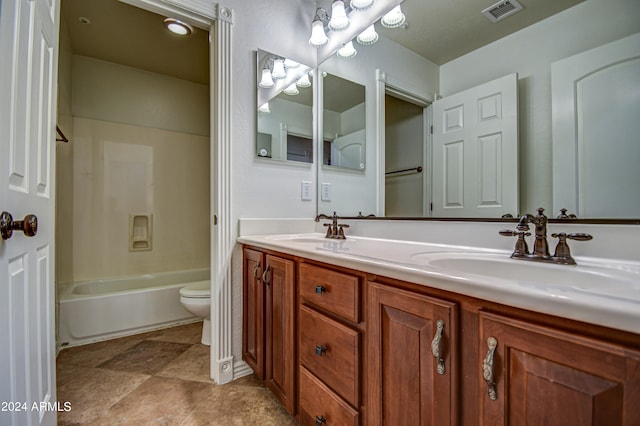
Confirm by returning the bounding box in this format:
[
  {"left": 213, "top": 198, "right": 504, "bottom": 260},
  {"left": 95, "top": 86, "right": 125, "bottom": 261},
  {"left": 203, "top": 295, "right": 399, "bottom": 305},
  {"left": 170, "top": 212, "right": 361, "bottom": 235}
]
[
  {"left": 256, "top": 49, "right": 313, "bottom": 163},
  {"left": 315, "top": 0, "right": 640, "bottom": 221},
  {"left": 322, "top": 73, "right": 366, "bottom": 171}
]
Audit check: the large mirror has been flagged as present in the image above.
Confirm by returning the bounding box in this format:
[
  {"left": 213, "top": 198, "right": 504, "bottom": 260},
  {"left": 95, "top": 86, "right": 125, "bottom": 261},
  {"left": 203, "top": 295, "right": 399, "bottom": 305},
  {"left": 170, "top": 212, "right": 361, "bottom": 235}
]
[
  {"left": 313, "top": 0, "right": 640, "bottom": 221},
  {"left": 321, "top": 73, "right": 366, "bottom": 171},
  {"left": 256, "top": 49, "right": 313, "bottom": 163}
]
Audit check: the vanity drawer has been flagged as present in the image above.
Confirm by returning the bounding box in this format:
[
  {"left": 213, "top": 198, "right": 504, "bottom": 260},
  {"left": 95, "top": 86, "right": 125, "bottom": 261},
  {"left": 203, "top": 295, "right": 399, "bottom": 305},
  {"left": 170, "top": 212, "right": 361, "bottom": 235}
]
[
  {"left": 299, "top": 365, "right": 359, "bottom": 426},
  {"left": 299, "top": 263, "right": 360, "bottom": 322},
  {"left": 299, "top": 304, "right": 360, "bottom": 407}
]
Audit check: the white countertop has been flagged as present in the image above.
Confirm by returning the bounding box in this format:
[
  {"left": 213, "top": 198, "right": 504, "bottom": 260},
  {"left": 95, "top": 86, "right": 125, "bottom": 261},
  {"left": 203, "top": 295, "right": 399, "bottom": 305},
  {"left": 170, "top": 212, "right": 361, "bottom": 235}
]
[{"left": 238, "top": 233, "right": 640, "bottom": 335}]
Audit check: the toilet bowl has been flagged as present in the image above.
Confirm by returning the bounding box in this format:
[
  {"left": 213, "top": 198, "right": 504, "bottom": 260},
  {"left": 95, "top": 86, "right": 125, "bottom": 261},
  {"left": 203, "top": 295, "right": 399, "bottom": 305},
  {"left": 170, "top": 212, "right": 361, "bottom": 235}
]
[{"left": 179, "top": 280, "right": 211, "bottom": 345}]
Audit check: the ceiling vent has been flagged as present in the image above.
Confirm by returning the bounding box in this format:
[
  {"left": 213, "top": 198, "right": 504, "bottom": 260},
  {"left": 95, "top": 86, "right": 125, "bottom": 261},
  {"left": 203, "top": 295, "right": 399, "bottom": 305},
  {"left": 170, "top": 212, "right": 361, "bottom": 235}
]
[{"left": 482, "top": 0, "right": 524, "bottom": 23}]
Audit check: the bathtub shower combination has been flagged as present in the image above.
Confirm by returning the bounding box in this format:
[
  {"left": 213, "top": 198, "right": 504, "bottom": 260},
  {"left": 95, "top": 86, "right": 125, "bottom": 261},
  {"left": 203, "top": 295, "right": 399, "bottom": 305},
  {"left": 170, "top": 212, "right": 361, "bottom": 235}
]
[{"left": 58, "top": 268, "right": 209, "bottom": 347}]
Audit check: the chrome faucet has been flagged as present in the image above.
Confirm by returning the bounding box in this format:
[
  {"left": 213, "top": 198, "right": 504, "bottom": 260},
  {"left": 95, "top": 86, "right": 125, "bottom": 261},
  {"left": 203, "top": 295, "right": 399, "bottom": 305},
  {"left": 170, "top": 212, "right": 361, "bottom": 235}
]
[
  {"left": 500, "top": 207, "right": 592, "bottom": 265},
  {"left": 314, "top": 211, "right": 349, "bottom": 239}
]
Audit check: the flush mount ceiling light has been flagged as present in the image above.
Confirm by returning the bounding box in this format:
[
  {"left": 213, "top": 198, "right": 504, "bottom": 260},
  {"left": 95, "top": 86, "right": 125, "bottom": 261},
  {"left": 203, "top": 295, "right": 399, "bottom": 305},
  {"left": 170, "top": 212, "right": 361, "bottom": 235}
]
[
  {"left": 356, "top": 24, "right": 379, "bottom": 45},
  {"left": 163, "top": 18, "right": 193, "bottom": 36},
  {"left": 381, "top": 5, "right": 405, "bottom": 28},
  {"left": 337, "top": 40, "right": 357, "bottom": 59}
]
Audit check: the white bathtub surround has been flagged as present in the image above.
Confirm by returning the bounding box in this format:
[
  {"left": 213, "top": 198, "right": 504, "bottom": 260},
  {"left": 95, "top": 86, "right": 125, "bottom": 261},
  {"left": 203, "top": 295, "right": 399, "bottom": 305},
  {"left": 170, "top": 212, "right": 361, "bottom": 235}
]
[
  {"left": 238, "top": 218, "right": 640, "bottom": 334},
  {"left": 58, "top": 268, "right": 209, "bottom": 347}
]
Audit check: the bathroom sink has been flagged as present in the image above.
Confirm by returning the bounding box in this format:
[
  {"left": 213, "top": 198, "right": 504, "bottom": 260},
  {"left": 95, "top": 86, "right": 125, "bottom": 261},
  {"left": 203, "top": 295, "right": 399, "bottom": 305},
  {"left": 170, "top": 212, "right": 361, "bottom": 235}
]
[{"left": 411, "top": 251, "right": 640, "bottom": 298}]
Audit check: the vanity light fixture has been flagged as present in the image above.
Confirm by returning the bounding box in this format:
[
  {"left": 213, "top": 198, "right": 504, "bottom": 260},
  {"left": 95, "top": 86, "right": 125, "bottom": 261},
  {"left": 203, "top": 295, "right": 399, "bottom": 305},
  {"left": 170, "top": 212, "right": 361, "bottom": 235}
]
[
  {"left": 258, "top": 67, "right": 275, "bottom": 88},
  {"left": 356, "top": 24, "right": 379, "bottom": 45},
  {"left": 296, "top": 73, "right": 312, "bottom": 88},
  {"left": 351, "top": 0, "right": 375, "bottom": 10},
  {"left": 381, "top": 5, "right": 405, "bottom": 28},
  {"left": 163, "top": 18, "right": 193, "bottom": 36},
  {"left": 283, "top": 83, "right": 300, "bottom": 95},
  {"left": 272, "top": 58, "right": 287, "bottom": 79},
  {"left": 284, "top": 58, "right": 300, "bottom": 68},
  {"left": 309, "top": 8, "right": 330, "bottom": 47},
  {"left": 329, "top": 0, "right": 350, "bottom": 31},
  {"left": 337, "top": 40, "right": 357, "bottom": 58}
]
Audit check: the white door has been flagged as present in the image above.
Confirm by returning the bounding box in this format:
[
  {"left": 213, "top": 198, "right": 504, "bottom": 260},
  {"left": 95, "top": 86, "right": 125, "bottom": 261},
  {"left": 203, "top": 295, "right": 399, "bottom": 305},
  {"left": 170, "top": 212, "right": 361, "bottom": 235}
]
[
  {"left": 331, "top": 129, "right": 365, "bottom": 170},
  {"left": 0, "top": 1, "right": 59, "bottom": 425},
  {"left": 552, "top": 33, "right": 640, "bottom": 218},
  {"left": 432, "top": 73, "right": 518, "bottom": 218}
]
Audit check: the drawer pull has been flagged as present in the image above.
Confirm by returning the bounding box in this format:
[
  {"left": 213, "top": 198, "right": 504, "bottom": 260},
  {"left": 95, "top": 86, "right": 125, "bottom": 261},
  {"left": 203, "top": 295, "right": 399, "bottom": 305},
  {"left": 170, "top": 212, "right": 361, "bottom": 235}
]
[
  {"left": 315, "top": 415, "right": 327, "bottom": 425},
  {"left": 315, "top": 345, "right": 327, "bottom": 356},
  {"left": 431, "top": 319, "right": 446, "bottom": 375},
  {"left": 315, "top": 285, "right": 327, "bottom": 294},
  {"left": 262, "top": 265, "right": 271, "bottom": 286},
  {"left": 482, "top": 336, "right": 498, "bottom": 401},
  {"left": 253, "top": 261, "right": 261, "bottom": 282}
]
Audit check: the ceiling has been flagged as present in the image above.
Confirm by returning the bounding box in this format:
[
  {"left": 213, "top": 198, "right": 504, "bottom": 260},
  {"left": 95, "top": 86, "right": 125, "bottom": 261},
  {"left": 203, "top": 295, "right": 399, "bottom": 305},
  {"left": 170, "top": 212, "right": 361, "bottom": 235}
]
[{"left": 60, "top": 0, "right": 584, "bottom": 86}]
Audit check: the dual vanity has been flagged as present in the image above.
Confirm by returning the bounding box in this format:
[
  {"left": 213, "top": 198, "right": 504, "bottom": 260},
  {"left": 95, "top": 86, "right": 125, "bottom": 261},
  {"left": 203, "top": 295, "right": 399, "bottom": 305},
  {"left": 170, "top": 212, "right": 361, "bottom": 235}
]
[{"left": 238, "top": 220, "right": 640, "bottom": 425}]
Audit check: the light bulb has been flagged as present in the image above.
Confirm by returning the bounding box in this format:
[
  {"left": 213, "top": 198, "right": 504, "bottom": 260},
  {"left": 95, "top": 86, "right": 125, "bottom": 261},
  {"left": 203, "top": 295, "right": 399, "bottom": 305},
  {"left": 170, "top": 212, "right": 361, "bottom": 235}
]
[
  {"left": 381, "top": 5, "right": 406, "bottom": 29},
  {"left": 309, "top": 20, "right": 328, "bottom": 47},
  {"left": 350, "top": 0, "right": 374, "bottom": 10},
  {"left": 329, "top": 1, "right": 350, "bottom": 31},
  {"left": 357, "top": 24, "right": 378, "bottom": 45},
  {"left": 296, "top": 73, "right": 311, "bottom": 88},
  {"left": 337, "top": 41, "right": 357, "bottom": 59},
  {"left": 272, "top": 59, "right": 286, "bottom": 79},
  {"left": 258, "top": 68, "right": 274, "bottom": 88},
  {"left": 283, "top": 83, "right": 299, "bottom": 95}
]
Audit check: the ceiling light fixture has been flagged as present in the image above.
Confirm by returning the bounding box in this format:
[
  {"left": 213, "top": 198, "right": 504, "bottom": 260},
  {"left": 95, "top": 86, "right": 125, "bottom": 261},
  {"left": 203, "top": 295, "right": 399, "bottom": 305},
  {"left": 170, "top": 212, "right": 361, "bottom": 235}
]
[
  {"left": 356, "top": 24, "right": 379, "bottom": 45},
  {"left": 337, "top": 40, "right": 357, "bottom": 59},
  {"left": 163, "top": 18, "right": 193, "bottom": 36},
  {"left": 381, "top": 5, "right": 405, "bottom": 28}
]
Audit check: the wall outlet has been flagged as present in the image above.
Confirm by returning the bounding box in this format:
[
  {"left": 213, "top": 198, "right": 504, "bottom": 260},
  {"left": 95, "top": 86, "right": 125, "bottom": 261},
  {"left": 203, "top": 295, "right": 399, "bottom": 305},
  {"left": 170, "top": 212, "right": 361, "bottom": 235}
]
[
  {"left": 301, "top": 181, "right": 312, "bottom": 201},
  {"left": 321, "top": 183, "right": 331, "bottom": 201}
]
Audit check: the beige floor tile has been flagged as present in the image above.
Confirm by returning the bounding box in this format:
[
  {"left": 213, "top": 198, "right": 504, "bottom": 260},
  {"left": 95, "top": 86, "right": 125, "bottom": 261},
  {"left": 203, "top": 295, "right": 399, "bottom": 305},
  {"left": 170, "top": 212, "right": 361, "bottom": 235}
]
[
  {"left": 146, "top": 321, "right": 203, "bottom": 344},
  {"left": 98, "top": 340, "right": 192, "bottom": 375},
  {"left": 56, "top": 333, "right": 149, "bottom": 369},
  {"left": 157, "top": 344, "right": 214, "bottom": 383},
  {"left": 88, "top": 376, "right": 214, "bottom": 426},
  {"left": 56, "top": 366, "right": 150, "bottom": 425},
  {"left": 184, "top": 385, "right": 297, "bottom": 426}
]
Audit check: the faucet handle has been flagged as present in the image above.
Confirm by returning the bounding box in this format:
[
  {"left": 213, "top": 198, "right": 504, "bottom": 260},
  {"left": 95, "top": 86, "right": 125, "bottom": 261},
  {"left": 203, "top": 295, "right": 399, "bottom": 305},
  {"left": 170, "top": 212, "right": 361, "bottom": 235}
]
[
  {"left": 565, "top": 233, "right": 593, "bottom": 241},
  {"left": 323, "top": 222, "right": 333, "bottom": 238},
  {"left": 499, "top": 229, "right": 531, "bottom": 257},
  {"left": 551, "top": 232, "right": 593, "bottom": 264}
]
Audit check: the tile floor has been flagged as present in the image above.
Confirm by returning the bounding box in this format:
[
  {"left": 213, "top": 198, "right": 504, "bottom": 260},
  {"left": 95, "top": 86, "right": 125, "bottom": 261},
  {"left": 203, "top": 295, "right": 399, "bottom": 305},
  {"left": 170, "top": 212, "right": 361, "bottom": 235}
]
[{"left": 56, "top": 322, "right": 297, "bottom": 425}]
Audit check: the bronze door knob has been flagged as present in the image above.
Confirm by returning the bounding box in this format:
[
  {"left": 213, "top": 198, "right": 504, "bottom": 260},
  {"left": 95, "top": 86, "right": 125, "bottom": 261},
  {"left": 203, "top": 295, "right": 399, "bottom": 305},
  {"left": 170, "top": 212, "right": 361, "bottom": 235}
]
[{"left": 0, "top": 211, "right": 38, "bottom": 240}]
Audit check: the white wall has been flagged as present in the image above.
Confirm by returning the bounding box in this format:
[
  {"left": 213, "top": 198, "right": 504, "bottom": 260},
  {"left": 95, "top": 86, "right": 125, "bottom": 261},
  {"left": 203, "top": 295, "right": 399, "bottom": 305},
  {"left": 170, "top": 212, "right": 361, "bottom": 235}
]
[
  {"left": 439, "top": 0, "right": 640, "bottom": 214},
  {"left": 59, "top": 56, "right": 210, "bottom": 283}
]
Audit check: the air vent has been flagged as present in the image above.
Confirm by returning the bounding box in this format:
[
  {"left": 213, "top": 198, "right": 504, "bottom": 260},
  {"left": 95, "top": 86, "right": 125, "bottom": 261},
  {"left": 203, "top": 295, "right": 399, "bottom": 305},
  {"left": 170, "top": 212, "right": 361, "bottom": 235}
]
[{"left": 482, "top": 0, "right": 524, "bottom": 23}]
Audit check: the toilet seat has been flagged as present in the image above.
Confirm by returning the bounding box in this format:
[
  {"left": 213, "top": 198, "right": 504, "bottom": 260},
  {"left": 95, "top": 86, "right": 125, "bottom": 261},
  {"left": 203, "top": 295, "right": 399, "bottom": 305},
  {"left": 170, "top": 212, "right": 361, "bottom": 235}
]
[{"left": 179, "top": 280, "right": 210, "bottom": 298}]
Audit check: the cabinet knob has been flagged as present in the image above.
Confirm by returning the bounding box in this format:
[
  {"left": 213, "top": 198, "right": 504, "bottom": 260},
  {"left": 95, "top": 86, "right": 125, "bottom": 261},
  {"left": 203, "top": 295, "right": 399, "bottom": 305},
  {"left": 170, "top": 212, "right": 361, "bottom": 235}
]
[
  {"left": 482, "top": 337, "right": 498, "bottom": 401},
  {"left": 315, "top": 345, "right": 327, "bottom": 356},
  {"left": 315, "top": 285, "right": 327, "bottom": 294},
  {"left": 315, "top": 415, "right": 327, "bottom": 425}
]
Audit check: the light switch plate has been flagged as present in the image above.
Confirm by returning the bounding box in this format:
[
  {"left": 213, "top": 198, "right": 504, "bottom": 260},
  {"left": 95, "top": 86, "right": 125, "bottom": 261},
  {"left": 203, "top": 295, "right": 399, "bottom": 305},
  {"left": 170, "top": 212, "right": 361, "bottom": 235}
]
[
  {"left": 321, "top": 182, "right": 331, "bottom": 201},
  {"left": 301, "top": 181, "right": 312, "bottom": 201}
]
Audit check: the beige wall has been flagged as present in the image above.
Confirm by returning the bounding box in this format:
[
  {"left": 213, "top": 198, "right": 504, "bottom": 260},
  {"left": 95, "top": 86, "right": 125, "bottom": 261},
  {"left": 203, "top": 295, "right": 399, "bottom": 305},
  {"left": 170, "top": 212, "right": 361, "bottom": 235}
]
[{"left": 56, "top": 55, "right": 210, "bottom": 284}]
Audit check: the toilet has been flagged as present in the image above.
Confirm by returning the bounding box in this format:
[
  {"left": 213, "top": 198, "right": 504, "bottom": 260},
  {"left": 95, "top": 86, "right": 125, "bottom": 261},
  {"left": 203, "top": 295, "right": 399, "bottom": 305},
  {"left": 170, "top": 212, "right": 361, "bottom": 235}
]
[{"left": 179, "top": 280, "right": 211, "bottom": 346}]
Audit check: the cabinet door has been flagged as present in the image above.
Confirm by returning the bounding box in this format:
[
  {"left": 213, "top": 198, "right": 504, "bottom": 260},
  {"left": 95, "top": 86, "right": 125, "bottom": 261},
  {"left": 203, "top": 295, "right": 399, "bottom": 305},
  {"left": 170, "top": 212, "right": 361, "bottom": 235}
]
[
  {"left": 367, "top": 281, "right": 458, "bottom": 425},
  {"left": 242, "top": 248, "right": 265, "bottom": 378},
  {"left": 265, "top": 254, "right": 296, "bottom": 414},
  {"left": 479, "top": 311, "right": 640, "bottom": 426}
]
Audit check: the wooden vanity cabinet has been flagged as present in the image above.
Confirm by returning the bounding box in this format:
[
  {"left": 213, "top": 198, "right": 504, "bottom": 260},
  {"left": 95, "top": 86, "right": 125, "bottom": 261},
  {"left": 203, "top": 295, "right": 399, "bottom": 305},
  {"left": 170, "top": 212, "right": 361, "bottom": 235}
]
[
  {"left": 478, "top": 311, "right": 640, "bottom": 426},
  {"left": 367, "top": 281, "right": 459, "bottom": 425},
  {"left": 242, "top": 247, "right": 296, "bottom": 414},
  {"left": 297, "top": 262, "right": 365, "bottom": 426}
]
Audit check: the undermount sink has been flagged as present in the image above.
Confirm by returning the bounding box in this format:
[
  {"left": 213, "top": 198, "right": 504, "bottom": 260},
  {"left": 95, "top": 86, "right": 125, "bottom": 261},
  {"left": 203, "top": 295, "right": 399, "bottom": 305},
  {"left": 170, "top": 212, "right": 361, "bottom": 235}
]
[{"left": 411, "top": 251, "right": 640, "bottom": 299}]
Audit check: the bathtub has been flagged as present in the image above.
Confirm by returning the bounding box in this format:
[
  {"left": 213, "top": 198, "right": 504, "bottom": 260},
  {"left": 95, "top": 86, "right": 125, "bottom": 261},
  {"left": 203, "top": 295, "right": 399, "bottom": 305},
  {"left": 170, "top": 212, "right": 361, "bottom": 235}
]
[{"left": 58, "top": 268, "right": 209, "bottom": 347}]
